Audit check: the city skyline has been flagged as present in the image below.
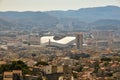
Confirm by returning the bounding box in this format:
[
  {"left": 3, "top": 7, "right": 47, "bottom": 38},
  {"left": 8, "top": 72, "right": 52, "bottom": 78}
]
[{"left": 0, "top": 0, "right": 120, "bottom": 11}]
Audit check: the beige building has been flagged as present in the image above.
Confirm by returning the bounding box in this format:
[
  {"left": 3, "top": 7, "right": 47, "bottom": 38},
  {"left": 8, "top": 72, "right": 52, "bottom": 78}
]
[
  {"left": 44, "top": 65, "right": 57, "bottom": 74},
  {"left": 3, "top": 72, "right": 13, "bottom": 80},
  {"left": 3, "top": 70, "right": 23, "bottom": 80},
  {"left": 0, "top": 61, "right": 7, "bottom": 66}
]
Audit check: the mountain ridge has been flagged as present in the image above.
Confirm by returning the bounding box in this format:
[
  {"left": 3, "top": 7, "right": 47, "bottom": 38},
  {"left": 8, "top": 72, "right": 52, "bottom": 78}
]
[
  {"left": 46, "top": 5, "right": 120, "bottom": 22},
  {"left": 0, "top": 5, "right": 120, "bottom": 31}
]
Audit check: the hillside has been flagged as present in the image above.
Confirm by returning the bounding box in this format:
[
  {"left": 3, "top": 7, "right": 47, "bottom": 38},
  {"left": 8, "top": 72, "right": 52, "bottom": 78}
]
[
  {"left": 0, "top": 12, "right": 58, "bottom": 31},
  {"left": 47, "top": 6, "right": 120, "bottom": 22},
  {"left": 0, "top": 6, "right": 120, "bottom": 31},
  {"left": 91, "top": 19, "right": 120, "bottom": 30}
]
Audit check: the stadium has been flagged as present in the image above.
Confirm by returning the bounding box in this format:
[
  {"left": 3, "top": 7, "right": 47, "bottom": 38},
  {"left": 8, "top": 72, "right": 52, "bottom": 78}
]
[{"left": 40, "top": 36, "right": 76, "bottom": 47}]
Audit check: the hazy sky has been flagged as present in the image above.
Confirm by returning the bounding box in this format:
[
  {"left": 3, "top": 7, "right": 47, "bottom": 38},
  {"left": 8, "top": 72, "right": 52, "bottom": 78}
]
[{"left": 0, "top": 0, "right": 120, "bottom": 11}]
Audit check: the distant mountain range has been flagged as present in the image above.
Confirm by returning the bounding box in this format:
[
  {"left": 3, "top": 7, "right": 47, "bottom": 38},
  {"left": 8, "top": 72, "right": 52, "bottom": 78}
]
[
  {"left": 0, "top": 5, "right": 120, "bottom": 31},
  {"left": 47, "top": 6, "right": 120, "bottom": 22}
]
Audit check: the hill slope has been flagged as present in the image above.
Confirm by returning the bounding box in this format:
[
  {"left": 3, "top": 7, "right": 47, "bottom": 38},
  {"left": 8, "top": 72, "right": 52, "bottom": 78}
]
[
  {"left": 0, "top": 6, "right": 120, "bottom": 31},
  {"left": 46, "top": 6, "right": 120, "bottom": 22}
]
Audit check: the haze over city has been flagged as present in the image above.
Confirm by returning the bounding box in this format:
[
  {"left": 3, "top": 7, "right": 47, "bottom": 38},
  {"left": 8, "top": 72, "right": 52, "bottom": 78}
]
[
  {"left": 0, "top": 0, "right": 120, "bottom": 80},
  {"left": 0, "top": 0, "right": 120, "bottom": 11}
]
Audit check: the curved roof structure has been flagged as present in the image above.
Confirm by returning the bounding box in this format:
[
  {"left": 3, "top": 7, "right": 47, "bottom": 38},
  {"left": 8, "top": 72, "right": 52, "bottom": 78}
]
[{"left": 40, "top": 36, "right": 76, "bottom": 47}]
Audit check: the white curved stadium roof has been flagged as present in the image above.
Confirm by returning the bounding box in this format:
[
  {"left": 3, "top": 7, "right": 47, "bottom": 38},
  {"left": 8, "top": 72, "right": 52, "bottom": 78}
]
[{"left": 40, "top": 36, "right": 76, "bottom": 47}]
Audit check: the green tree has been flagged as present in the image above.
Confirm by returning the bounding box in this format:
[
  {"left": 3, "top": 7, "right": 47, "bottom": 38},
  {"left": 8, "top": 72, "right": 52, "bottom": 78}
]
[
  {"left": 101, "top": 57, "right": 111, "bottom": 62},
  {"left": 93, "top": 62, "right": 100, "bottom": 73},
  {"left": 0, "top": 64, "right": 11, "bottom": 74},
  {"left": 35, "top": 61, "right": 48, "bottom": 66},
  {"left": 0, "top": 60, "right": 31, "bottom": 74},
  {"left": 75, "top": 65, "right": 83, "bottom": 72}
]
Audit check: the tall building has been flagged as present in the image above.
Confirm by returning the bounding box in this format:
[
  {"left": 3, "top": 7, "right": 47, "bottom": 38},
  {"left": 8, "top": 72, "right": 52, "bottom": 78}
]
[{"left": 76, "top": 33, "right": 83, "bottom": 52}]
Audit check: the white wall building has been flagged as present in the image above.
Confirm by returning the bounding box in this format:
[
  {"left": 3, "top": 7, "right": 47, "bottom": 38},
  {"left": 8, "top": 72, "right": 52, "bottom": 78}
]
[{"left": 40, "top": 36, "right": 76, "bottom": 47}]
